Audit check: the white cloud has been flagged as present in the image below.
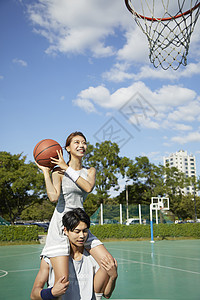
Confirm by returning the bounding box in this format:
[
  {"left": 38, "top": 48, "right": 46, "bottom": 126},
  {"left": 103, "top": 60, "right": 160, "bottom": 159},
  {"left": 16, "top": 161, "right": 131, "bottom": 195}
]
[
  {"left": 26, "top": 0, "right": 129, "bottom": 57},
  {"left": 91, "top": 42, "right": 115, "bottom": 58},
  {"left": 168, "top": 100, "right": 200, "bottom": 122},
  {"left": 73, "top": 97, "right": 97, "bottom": 113},
  {"left": 74, "top": 85, "right": 111, "bottom": 109},
  {"left": 171, "top": 131, "right": 200, "bottom": 144},
  {"left": 73, "top": 81, "right": 200, "bottom": 132},
  {"left": 0, "top": 75, "right": 3, "bottom": 80},
  {"left": 25, "top": 0, "right": 200, "bottom": 74},
  {"left": 102, "top": 62, "right": 134, "bottom": 82},
  {"left": 117, "top": 27, "right": 149, "bottom": 64},
  {"left": 140, "top": 151, "right": 163, "bottom": 162},
  {"left": 154, "top": 85, "right": 196, "bottom": 108},
  {"left": 12, "top": 58, "right": 27, "bottom": 67},
  {"left": 74, "top": 81, "right": 198, "bottom": 112},
  {"left": 163, "top": 142, "right": 172, "bottom": 147},
  {"left": 174, "top": 124, "right": 193, "bottom": 131},
  {"left": 134, "top": 63, "right": 200, "bottom": 81},
  {"left": 102, "top": 60, "right": 200, "bottom": 83}
]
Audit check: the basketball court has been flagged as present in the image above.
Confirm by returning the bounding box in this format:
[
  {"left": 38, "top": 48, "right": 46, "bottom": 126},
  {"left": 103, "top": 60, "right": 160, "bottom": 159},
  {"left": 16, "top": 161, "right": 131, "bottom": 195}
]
[
  {"left": 1, "top": 2, "right": 200, "bottom": 300},
  {"left": 0, "top": 240, "right": 200, "bottom": 299}
]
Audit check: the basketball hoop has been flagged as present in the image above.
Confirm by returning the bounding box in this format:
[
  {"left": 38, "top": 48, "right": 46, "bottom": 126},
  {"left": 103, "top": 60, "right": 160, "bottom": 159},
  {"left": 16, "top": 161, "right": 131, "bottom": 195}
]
[{"left": 124, "top": 0, "right": 200, "bottom": 70}]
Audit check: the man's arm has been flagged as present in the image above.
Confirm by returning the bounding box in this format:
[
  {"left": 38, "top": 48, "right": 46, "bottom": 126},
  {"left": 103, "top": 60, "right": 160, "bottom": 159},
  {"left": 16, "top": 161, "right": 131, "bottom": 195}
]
[
  {"left": 31, "top": 259, "right": 49, "bottom": 300},
  {"left": 31, "top": 258, "right": 69, "bottom": 300}
]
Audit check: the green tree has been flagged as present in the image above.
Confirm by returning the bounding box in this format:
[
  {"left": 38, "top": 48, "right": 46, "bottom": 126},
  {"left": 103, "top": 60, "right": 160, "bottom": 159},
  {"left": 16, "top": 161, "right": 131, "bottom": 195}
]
[
  {"left": 83, "top": 193, "right": 100, "bottom": 217},
  {"left": 163, "top": 166, "right": 188, "bottom": 216},
  {"left": 82, "top": 141, "right": 130, "bottom": 204},
  {"left": 187, "top": 175, "right": 200, "bottom": 221},
  {"left": 114, "top": 157, "right": 200, "bottom": 221},
  {"left": 20, "top": 200, "right": 55, "bottom": 221},
  {"left": 0, "top": 152, "right": 45, "bottom": 223},
  {"left": 126, "top": 156, "right": 164, "bottom": 204}
]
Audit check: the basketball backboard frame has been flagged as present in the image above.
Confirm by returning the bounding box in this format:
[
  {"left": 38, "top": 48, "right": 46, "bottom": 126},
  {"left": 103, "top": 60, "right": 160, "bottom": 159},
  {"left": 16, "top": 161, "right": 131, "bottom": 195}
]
[{"left": 151, "top": 197, "right": 169, "bottom": 211}]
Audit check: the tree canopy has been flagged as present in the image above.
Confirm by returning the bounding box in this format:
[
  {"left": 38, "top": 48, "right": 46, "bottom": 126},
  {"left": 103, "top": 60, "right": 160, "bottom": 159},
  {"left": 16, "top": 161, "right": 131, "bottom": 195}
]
[
  {"left": 0, "top": 152, "right": 45, "bottom": 223},
  {"left": 82, "top": 141, "right": 131, "bottom": 204},
  {"left": 0, "top": 143, "right": 199, "bottom": 222}
]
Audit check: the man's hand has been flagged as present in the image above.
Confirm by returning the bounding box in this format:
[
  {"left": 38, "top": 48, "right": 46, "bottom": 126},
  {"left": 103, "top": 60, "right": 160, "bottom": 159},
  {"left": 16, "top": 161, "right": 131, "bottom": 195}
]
[{"left": 51, "top": 276, "right": 69, "bottom": 297}]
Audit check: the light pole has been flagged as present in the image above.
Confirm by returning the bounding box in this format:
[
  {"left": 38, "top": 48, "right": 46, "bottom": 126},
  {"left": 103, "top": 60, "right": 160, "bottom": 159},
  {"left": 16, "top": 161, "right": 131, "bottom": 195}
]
[
  {"left": 125, "top": 180, "right": 129, "bottom": 224},
  {"left": 193, "top": 182, "right": 198, "bottom": 222}
]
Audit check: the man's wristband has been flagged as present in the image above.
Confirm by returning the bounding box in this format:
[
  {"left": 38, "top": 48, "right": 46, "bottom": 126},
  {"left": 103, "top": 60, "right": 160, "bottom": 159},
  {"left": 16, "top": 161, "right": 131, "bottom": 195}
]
[
  {"left": 65, "top": 166, "right": 80, "bottom": 182},
  {"left": 40, "top": 287, "right": 56, "bottom": 300}
]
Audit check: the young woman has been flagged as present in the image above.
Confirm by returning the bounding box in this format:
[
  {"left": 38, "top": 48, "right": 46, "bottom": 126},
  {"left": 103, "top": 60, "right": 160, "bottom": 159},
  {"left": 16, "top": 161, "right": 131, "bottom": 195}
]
[{"left": 36, "top": 131, "right": 114, "bottom": 289}]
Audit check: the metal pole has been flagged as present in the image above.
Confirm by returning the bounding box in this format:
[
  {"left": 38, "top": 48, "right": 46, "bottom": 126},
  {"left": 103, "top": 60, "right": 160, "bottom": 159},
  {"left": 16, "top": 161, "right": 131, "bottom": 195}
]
[
  {"left": 156, "top": 208, "right": 158, "bottom": 224},
  {"left": 120, "top": 203, "right": 122, "bottom": 224},
  {"left": 126, "top": 183, "right": 129, "bottom": 223},
  {"left": 100, "top": 203, "right": 103, "bottom": 225},
  {"left": 139, "top": 204, "right": 142, "bottom": 224},
  {"left": 193, "top": 183, "right": 197, "bottom": 222},
  {"left": 150, "top": 204, "right": 154, "bottom": 243}
]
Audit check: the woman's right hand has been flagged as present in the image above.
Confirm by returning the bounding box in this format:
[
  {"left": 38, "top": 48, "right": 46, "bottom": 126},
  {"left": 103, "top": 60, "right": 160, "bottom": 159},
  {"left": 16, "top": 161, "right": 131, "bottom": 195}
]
[
  {"left": 35, "top": 160, "right": 62, "bottom": 203},
  {"left": 35, "top": 160, "right": 51, "bottom": 174}
]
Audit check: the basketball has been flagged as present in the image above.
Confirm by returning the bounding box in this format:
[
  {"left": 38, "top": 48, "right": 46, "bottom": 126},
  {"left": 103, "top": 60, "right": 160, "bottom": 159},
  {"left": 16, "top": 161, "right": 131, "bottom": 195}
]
[{"left": 33, "top": 139, "right": 63, "bottom": 168}]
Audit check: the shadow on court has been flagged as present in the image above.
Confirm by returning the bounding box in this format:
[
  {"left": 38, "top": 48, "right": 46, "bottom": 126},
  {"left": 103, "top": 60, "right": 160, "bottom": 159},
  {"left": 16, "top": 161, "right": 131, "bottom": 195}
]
[{"left": 0, "top": 240, "right": 200, "bottom": 300}]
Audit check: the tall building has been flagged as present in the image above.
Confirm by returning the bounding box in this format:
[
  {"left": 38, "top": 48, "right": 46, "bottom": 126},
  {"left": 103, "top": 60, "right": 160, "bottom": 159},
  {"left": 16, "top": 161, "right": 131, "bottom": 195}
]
[{"left": 163, "top": 150, "right": 197, "bottom": 195}]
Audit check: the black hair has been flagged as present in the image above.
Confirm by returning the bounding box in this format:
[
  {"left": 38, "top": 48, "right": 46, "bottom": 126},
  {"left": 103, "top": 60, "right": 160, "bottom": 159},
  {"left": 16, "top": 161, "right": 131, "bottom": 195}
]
[{"left": 62, "top": 208, "right": 90, "bottom": 231}]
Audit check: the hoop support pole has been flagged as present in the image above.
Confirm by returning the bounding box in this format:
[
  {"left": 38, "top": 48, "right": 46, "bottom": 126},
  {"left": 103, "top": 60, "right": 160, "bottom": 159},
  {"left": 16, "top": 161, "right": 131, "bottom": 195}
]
[
  {"left": 139, "top": 204, "right": 142, "bottom": 224},
  {"left": 150, "top": 204, "right": 155, "bottom": 243},
  {"left": 100, "top": 203, "right": 103, "bottom": 225},
  {"left": 120, "top": 203, "right": 123, "bottom": 225}
]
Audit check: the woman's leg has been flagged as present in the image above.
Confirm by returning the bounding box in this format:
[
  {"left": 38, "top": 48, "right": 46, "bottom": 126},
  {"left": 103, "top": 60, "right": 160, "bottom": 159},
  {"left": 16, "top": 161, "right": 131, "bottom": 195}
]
[
  {"left": 50, "top": 256, "right": 69, "bottom": 284},
  {"left": 89, "top": 245, "right": 114, "bottom": 293}
]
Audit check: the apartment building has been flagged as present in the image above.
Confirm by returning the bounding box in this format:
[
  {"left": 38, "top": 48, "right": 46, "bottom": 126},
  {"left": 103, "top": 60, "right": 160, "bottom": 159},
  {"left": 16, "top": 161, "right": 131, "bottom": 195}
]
[{"left": 163, "top": 150, "right": 196, "bottom": 195}]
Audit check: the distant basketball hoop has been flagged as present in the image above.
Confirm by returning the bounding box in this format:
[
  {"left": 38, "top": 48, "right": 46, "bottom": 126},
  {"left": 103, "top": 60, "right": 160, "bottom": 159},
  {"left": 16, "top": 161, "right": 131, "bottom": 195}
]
[
  {"left": 150, "top": 197, "right": 169, "bottom": 242},
  {"left": 124, "top": 0, "right": 200, "bottom": 70}
]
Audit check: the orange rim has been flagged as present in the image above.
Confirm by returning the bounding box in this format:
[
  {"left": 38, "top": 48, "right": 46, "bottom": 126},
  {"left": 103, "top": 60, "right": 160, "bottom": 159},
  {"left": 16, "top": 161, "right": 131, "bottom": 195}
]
[{"left": 125, "top": 0, "right": 200, "bottom": 21}]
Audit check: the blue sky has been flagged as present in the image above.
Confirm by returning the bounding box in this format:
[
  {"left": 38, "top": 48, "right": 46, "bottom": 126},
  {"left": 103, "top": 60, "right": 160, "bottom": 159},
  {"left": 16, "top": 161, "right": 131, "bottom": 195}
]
[{"left": 1, "top": 0, "right": 200, "bottom": 194}]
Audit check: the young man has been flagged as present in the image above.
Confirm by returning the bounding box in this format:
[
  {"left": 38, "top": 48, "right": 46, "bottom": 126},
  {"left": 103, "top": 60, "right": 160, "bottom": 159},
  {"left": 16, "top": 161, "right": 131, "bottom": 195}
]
[{"left": 31, "top": 208, "right": 118, "bottom": 300}]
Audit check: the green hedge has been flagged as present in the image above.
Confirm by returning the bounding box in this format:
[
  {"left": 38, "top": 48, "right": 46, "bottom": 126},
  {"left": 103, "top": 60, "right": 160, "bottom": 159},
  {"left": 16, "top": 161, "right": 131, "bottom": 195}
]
[
  {"left": 90, "top": 223, "right": 200, "bottom": 240},
  {"left": 1, "top": 223, "right": 199, "bottom": 242},
  {"left": 0, "top": 225, "right": 39, "bottom": 241}
]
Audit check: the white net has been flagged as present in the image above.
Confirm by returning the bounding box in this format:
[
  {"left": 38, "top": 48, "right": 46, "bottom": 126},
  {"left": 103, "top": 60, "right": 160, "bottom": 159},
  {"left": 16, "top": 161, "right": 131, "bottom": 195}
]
[{"left": 125, "top": 0, "right": 200, "bottom": 69}]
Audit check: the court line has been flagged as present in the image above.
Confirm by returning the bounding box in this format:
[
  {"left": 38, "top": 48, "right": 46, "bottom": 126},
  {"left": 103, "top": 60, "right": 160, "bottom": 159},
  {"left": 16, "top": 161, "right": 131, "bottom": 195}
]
[
  {"left": 0, "top": 268, "right": 40, "bottom": 278},
  {"left": 108, "top": 247, "right": 200, "bottom": 261},
  {"left": 117, "top": 257, "right": 200, "bottom": 275},
  {"left": 0, "top": 270, "right": 8, "bottom": 278},
  {"left": 0, "top": 250, "right": 41, "bottom": 258},
  {"left": 8, "top": 268, "right": 40, "bottom": 273}
]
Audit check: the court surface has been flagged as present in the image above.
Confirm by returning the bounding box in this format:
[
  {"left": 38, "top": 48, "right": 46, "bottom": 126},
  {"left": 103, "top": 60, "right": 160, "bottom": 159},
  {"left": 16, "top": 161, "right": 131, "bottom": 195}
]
[{"left": 0, "top": 240, "right": 200, "bottom": 300}]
